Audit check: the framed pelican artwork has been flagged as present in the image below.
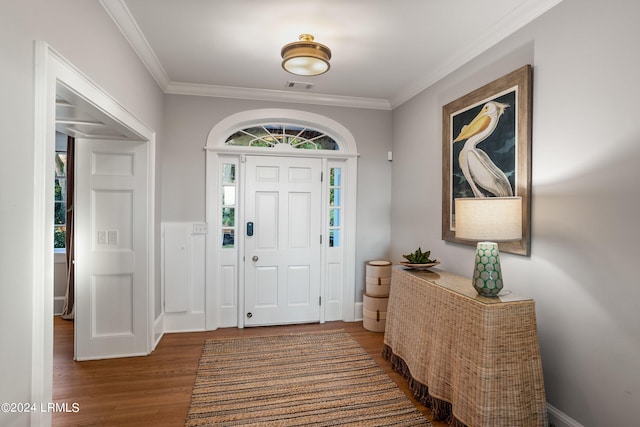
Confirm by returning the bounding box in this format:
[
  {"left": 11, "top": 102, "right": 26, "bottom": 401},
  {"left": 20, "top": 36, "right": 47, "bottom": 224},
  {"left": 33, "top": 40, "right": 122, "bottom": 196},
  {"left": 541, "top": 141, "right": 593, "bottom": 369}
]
[{"left": 442, "top": 65, "right": 532, "bottom": 256}]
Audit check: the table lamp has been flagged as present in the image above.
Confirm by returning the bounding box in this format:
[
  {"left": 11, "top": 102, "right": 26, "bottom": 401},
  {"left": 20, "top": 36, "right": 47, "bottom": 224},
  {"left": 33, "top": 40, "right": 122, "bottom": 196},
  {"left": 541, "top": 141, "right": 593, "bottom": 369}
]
[{"left": 454, "top": 197, "right": 522, "bottom": 297}]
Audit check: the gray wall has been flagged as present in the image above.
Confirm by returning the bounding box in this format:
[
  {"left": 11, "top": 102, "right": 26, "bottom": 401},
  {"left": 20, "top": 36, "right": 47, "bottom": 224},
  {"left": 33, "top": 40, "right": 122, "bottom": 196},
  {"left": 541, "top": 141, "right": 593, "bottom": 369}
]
[
  {"left": 4, "top": 0, "right": 639, "bottom": 426},
  {"left": 161, "top": 95, "right": 393, "bottom": 301},
  {"left": 0, "top": 1, "right": 164, "bottom": 426},
  {"left": 391, "top": 0, "right": 640, "bottom": 425}
]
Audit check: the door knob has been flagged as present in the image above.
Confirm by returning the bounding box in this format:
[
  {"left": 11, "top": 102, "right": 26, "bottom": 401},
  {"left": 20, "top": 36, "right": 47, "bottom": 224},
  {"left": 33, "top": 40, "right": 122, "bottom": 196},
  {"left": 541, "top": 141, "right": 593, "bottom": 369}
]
[{"left": 252, "top": 255, "right": 259, "bottom": 262}]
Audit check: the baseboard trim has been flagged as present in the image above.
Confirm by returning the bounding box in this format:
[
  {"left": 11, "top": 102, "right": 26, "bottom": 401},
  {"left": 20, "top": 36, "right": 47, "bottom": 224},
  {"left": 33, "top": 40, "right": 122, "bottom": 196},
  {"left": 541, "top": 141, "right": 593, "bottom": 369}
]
[
  {"left": 153, "top": 313, "right": 164, "bottom": 350},
  {"left": 354, "top": 302, "right": 363, "bottom": 321},
  {"left": 547, "top": 403, "right": 584, "bottom": 427},
  {"left": 53, "top": 296, "right": 65, "bottom": 316},
  {"left": 163, "top": 311, "right": 206, "bottom": 333}
]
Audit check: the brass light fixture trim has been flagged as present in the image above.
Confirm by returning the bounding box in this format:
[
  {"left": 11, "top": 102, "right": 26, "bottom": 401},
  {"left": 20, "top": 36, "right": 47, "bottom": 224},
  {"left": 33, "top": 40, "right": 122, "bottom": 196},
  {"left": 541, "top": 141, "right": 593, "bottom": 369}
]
[{"left": 281, "top": 34, "right": 331, "bottom": 76}]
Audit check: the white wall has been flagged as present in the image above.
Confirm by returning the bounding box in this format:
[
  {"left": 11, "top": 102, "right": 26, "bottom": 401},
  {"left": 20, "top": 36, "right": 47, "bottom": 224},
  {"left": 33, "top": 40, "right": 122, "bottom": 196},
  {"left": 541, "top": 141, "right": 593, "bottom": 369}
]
[
  {"left": 161, "top": 95, "right": 393, "bottom": 303},
  {"left": 391, "top": 0, "right": 640, "bottom": 425},
  {"left": 0, "top": 1, "right": 164, "bottom": 426}
]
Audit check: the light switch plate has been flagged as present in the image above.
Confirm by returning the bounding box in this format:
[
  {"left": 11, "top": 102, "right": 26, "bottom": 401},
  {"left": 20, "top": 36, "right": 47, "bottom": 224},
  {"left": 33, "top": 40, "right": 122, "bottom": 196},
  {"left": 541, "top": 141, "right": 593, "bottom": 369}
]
[
  {"left": 108, "top": 230, "right": 119, "bottom": 245},
  {"left": 193, "top": 223, "right": 208, "bottom": 234}
]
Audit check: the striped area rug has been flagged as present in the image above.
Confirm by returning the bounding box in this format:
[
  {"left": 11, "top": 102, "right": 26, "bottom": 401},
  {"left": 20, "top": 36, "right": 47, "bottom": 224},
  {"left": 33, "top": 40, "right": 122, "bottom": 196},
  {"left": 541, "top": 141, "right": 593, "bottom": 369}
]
[{"left": 185, "top": 330, "right": 431, "bottom": 426}]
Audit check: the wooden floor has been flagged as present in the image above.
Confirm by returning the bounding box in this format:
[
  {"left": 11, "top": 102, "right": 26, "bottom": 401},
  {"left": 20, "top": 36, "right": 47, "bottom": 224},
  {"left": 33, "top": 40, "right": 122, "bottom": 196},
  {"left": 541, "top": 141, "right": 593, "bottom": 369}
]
[{"left": 53, "top": 316, "right": 447, "bottom": 426}]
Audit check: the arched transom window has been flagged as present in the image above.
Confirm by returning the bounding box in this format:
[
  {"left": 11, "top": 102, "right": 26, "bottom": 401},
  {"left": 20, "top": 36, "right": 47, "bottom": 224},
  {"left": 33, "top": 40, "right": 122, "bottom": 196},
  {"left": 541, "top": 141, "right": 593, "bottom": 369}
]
[{"left": 225, "top": 124, "right": 339, "bottom": 150}]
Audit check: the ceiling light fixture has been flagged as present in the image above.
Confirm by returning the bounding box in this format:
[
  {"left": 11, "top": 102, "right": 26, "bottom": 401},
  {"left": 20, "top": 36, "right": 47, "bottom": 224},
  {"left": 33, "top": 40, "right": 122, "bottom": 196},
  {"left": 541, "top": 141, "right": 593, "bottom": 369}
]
[{"left": 281, "top": 34, "right": 331, "bottom": 76}]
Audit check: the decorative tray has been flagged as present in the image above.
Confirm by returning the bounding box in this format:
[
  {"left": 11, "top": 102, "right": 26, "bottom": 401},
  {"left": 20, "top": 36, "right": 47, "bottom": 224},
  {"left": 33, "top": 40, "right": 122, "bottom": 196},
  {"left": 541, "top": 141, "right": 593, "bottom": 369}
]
[{"left": 399, "top": 261, "right": 440, "bottom": 270}]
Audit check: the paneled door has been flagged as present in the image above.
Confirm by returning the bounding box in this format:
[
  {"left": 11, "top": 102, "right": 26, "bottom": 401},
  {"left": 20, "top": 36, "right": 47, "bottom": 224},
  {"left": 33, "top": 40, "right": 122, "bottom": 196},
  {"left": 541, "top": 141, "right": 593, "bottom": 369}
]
[
  {"left": 244, "top": 156, "right": 322, "bottom": 326},
  {"left": 74, "top": 139, "right": 149, "bottom": 360}
]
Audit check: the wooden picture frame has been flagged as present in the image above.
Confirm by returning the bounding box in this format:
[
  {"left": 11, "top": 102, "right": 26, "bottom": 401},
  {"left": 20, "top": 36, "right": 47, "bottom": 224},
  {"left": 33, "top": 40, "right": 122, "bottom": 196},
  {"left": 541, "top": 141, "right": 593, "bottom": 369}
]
[{"left": 442, "top": 65, "right": 532, "bottom": 256}]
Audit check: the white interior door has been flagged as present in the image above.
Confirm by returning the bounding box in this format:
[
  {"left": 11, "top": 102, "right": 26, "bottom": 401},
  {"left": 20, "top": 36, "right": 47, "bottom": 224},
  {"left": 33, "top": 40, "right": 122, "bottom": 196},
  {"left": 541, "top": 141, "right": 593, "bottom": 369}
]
[
  {"left": 75, "top": 139, "right": 149, "bottom": 360},
  {"left": 244, "top": 156, "right": 322, "bottom": 326}
]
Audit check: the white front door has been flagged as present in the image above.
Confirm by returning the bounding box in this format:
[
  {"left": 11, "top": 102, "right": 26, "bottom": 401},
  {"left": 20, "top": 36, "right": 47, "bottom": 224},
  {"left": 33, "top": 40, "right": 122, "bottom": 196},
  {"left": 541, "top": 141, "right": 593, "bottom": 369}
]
[
  {"left": 244, "top": 156, "right": 322, "bottom": 326},
  {"left": 74, "top": 139, "right": 149, "bottom": 360}
]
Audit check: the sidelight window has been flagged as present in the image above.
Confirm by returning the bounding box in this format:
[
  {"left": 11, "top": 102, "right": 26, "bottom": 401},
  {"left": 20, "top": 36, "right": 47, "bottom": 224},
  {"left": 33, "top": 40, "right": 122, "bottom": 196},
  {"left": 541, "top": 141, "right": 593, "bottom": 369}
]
[
  {"left": 329, "top": 167, "right": 342, "bottom": 247},
  {"left": 221, "top": 163, "right": 236, "bottom": 248}
]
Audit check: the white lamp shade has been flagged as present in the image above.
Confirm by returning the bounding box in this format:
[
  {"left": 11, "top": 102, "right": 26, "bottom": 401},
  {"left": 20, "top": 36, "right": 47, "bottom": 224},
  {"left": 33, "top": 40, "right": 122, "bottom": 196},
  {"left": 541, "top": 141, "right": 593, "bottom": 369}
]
[{"left": 455, "top": 197, "right": 522, "bottom": 242}]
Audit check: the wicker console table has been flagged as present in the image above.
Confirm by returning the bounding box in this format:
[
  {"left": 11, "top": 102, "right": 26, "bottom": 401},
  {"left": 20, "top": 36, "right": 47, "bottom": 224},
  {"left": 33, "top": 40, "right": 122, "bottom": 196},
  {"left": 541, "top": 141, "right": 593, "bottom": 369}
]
[{"left": 383, "top": 266, "right": 547, "bottom": 427}]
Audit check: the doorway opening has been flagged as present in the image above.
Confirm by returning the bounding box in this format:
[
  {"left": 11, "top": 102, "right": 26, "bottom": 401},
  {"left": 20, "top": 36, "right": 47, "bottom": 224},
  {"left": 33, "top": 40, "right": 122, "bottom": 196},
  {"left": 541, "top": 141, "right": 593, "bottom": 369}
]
[
  {"left": 33, "top": 41, "right": 157, "bottom": 425},
  {"left": 54, "top": 79, "right": 152, "bottom": 362},
  {"left": 204, "top": 109, "right": 359, "bottom": 330}
]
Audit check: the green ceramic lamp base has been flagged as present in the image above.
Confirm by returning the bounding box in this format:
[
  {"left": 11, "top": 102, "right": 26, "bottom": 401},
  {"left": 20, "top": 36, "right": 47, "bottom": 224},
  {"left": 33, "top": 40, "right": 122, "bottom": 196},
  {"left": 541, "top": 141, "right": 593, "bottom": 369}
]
[{"left": 472, "top": 242, "right": 504, "bottom": 297}]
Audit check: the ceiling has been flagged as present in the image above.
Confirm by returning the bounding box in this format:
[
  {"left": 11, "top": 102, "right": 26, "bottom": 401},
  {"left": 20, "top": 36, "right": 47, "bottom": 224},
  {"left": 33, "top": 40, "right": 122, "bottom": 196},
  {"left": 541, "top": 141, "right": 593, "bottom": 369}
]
[
  {"left": 101, "top": 0, "right": 561, "bottom": 110},
  {"left": 56, "top": 82, "right": 143, "bottom": 140}
]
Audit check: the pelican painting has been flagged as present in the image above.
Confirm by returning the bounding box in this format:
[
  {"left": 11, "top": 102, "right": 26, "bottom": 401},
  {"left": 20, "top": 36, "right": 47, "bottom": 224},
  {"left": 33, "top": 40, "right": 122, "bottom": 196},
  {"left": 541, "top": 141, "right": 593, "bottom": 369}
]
[{"left": 453, "top": 101, "right": 513, "bottom": 198}]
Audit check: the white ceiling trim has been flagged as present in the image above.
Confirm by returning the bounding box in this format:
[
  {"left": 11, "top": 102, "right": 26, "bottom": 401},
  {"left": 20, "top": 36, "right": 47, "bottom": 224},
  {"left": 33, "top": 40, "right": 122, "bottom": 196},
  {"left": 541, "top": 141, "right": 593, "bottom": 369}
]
[
  {"left": 102, "top": 0, "right": 562, "bottom": 111},
  {"left": 100, "top": 0, "right": 170, "bottom": 90},
  {"left": 390, "top": 0, "right": 563, "bottom": 108},
  {"left": 165, "top": 81, "right": 392, "bottom": 110}
]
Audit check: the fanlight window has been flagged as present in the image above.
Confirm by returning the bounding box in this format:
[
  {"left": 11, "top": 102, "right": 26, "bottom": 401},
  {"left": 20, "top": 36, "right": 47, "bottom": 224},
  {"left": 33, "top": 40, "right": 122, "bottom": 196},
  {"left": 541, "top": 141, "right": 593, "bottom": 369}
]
[{"left": 225, "top": 124, "right": 339, "bottom": 150}]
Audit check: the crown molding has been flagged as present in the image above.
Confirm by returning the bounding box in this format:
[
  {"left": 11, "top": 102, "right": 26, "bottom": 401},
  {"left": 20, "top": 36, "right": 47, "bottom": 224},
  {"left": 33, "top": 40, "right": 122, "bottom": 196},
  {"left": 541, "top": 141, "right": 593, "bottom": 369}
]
[
  {"left": 100, "top": 0, "right": 170, "bottom": 90},
  {"left": 100, "top": 0, "right": 389, "bottom": 110},
  {"left": 102, "top": 0, "right": 561, "bottom": 111},
  {"left": 390, "top": 0, "right": 563, "bottom": 108},
  {"left": 165, "top": 82, "right": 391, "bottom": 110}
]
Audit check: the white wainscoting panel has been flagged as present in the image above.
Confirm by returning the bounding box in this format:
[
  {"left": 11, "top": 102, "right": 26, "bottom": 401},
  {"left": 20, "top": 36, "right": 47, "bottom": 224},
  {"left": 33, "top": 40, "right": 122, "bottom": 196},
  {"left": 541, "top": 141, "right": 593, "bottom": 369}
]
[
  {"left": 325, "top": 261, "right": 343, "bottom": 321},
  {"left": 162, "top": 223, "right": 206, "bottom": 332},
  {"left": 163, "top": 223, "right": 190, "bottom": 313}
]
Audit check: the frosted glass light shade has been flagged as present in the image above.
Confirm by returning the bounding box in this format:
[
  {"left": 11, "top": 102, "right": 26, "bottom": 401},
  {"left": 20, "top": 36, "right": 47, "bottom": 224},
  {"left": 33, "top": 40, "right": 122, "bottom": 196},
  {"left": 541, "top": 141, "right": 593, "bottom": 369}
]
[
  {"left": 455, "top": 197, "right": 522, "bottom": 242},
  {"left": 282, "top": 56, "right": 329, "bottom": 76},
  {"left": 281, "top": 34, "right": 331, "bottom": 76}
]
